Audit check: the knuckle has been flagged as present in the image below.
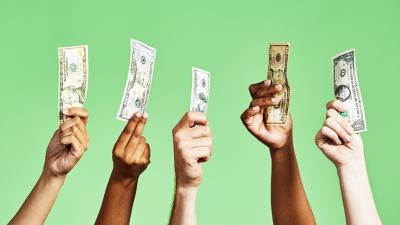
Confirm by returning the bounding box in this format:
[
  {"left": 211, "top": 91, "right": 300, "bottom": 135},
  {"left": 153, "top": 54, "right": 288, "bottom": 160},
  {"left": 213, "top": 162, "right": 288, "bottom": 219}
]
[
  {"left": 131, "top": 133, "right": 140, "bottom": 140},
  {"left": 326, "top": 109, "right": 335, "bottom": 117},
  {"left": 326, "top": 117, "right": 334, "bottom": 125},
  {"left": 177, "top": 141, "right": 187, "bottom": 150},
  {"left": 321, "top": 126, "right": 329, "bottom": 134},
  {"left": 174, "top": 131, "right": 184, "bottom": 141},
  {"left": 72, "top": 126, "right": 78, "bottom": 133},
  {"left": 205, "top": 126, "right": 211, "bottom": 136}
]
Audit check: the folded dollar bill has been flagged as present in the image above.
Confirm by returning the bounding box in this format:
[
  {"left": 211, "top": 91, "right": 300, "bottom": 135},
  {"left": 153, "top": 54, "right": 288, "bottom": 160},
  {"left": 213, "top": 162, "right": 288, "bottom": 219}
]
[
  {"left": 190, "top": 67, "right": 211, "bottom": 114},
  {"left": 265, "top": 43, "right": 290, "bottom": 124},
  {"left": 117, "top": 39, "right": 156, "bottom": 121},
  {"left": 332, "top": 49, "right": 367, "bottom": 133},
  {"left": 58, "top": 45, "right": 89, "bottom": 124}
]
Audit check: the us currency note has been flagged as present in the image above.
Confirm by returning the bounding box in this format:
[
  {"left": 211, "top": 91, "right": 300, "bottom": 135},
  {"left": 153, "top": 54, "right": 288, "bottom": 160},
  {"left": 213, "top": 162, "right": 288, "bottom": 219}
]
[
  {"left": 265, "top": 43, "right": 290, "bottom": 124},
  {"left": 117, "top": 39, "right": 156, "bottom": 121},
  {"left": 333, "top": 49, "right": 367, "bottom": 133},
  {"left": 58, "top": 45, "right": 89, "bottom": 124},
  {"left": 190, "top": 68, "right": 211, "bottom": 114}
]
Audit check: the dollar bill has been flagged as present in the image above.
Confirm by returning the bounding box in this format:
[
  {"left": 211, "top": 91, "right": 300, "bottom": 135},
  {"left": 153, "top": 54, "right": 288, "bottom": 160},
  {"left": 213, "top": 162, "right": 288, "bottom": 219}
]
[
  {"left": 58, "top": 45, "right": 89, "bottom": 124},
  {"left": 265, "top": 43, "right": 290, "bottom": 124},
  {"left": 117, "top": 39, "right": 156, "bottom": 121},
  {"left": 332, "top": 49, "right": 367, "bottom": 133},
  {"left": 190, "top": 67, "right": 211, "bottom": 114}
]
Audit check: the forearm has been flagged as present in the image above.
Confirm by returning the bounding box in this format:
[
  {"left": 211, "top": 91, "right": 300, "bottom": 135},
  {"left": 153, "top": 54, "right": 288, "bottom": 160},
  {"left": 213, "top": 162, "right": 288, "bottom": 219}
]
[
  {"left": 169, "top": 186, "right": 198, "bottom": 225},
  {"left": 9, "top": 172, "right": 64, "bottom": 225},
  {"left": 337, "top": 163, "right": 382, "bottom": 225},
  {"left": 95, "top": 170, "right": 138, "bottom": 225},
  {"left": 270, "top": 140, "right": 316, "bottom": 225}
]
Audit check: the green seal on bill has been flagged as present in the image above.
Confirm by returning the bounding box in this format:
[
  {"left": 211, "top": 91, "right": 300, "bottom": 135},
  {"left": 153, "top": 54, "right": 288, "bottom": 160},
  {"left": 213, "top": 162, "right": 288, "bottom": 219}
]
[{"left": 340, "top": 111, "right": 348, "bottom": 117}]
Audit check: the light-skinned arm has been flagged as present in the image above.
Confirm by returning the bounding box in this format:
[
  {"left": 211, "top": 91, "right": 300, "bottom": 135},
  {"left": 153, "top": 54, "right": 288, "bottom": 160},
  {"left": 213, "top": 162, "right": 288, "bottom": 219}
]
[
  {"left": 241, "top": 79, "right": 316, "bottom": 225},
  {"left": 169, "top": 112, "right": 212, "bottom": 225},
  {"left": 315, "top": 100, "right": 382, "bottom": 225},
  {"left": 9, "top": 108, "right": 90, "bottom": 225},
  {"left": 95, "top": 112, "right": 151, "bottom": 225}
]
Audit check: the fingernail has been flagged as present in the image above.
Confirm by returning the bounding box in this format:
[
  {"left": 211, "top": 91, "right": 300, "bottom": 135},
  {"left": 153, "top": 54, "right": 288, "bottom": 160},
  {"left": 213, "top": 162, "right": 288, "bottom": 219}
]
[
  {"left": 252, "top": 106, "right": 260, "bottom": 111},
  {"left": 345, "top": 135, "right": 352, "bottom": 142},
  {"left": 63, "top": 108, "right": 69, "bottom": 114},
  {"left": 143, "top": 113, "right": 148, "bottom": 118},
  {"left": 275, "top": 84, "right": 282, "bottom": 90},
  {"left": 340, "top": 111, "right": 348, "bottom": 118},
  {"left": 272, "top": 98, "right": 279, "bottom": 104},
  {"left": 135, "top": 112, "right": 142, "bottom": 117},
  {"left": 264, "top": 80, "right": 271, "bottom": 86}
]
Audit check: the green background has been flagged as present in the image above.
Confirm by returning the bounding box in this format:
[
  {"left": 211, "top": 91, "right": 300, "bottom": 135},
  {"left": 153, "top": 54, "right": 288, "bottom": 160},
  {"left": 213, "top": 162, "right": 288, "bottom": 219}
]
[{"left": 1, "top": 0, "right": 399, "bottom": 224}]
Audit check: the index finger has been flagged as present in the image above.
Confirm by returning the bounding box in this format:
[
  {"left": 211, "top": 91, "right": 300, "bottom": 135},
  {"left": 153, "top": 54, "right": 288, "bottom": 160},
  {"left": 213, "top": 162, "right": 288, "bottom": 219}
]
[
  {"left": 174, "top": 111, "right": 208, "bottom": 131},
  {"left": 63, "top": 107, "right": 89, "bottom": 124},
  {"left": 133, "top": 113, "right": 148, "bottom": 137},
  {"left": 249, "top": 80, "right": 271, "bottom": 96},
  {"left": 115, "top": 112, "right": 141, "bottom": 149},
  {"left": 326, "top": 100, "right": 347, "bottom": 113}
]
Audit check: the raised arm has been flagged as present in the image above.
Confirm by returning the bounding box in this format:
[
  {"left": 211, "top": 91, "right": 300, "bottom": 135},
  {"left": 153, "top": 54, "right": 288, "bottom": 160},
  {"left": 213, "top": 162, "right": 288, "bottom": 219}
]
[
  {"left": 315, "top": 100, "right": 382, "bottom": 225},
  {"left": 95, "top": 112, "right": 150, "bottom": 225},
  {"left": 241, "top": 79, "right": 316, "bottom": 225},
  {"left": 169, "top": 112, "right": 212, "bottom": 225},
  {"left": 9, "top": 108, "right": 90, "bottom": 225}
]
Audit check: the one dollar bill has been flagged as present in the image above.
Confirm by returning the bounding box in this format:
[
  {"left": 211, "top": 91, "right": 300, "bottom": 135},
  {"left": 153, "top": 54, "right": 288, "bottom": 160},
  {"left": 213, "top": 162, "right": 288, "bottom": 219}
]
[
  {"left": 190, "top": 68, "right": 211, "bottom": 114},
  {"left": 332, "top": 49, "right": 367, "bottom": 133},
  {"left": 265, "top": 43, "right": 290, "bottom": 124},
  {"left": 58, "top": 45, "right": 89, "bottom": 124},
  {"left": 117, "top": 39, "right": 156, "bottom": 121}
]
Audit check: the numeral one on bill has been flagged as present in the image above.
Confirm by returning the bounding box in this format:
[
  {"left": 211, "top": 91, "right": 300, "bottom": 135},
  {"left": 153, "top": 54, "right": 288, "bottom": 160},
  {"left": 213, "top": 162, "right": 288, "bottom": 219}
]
[
  {"left": 265, "top": 43, "right": 290, "bottom": 125},
  {"left": 190, "top": 68, "right": 211, "bottom": 114},
  {"left": 58, "top": 45, "right": 89, "bottom": 124},
  {"left": 332, "top": 49, "right": 367, "bottom": 133},
  {"left": 117, "top": 39, "right": 156, "bottom": 121}
]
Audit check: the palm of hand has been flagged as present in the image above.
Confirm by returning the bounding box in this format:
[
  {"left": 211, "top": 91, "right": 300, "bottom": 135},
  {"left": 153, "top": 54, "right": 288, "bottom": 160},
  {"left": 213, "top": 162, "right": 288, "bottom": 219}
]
[
  {"left": 45, "top": 130, "right": 81, "bottom": 176},
  {"left": 247, "top": 110, "right": 292, "bottom": 150},
  {"left": 316, "top": 132, "right": 364, "bottom": 167}
]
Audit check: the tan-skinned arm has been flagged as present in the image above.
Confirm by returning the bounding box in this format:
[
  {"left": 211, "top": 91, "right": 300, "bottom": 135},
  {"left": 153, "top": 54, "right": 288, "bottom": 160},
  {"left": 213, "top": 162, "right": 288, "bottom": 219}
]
[
  {"left": 9, "top": 108, "right": 90, "bottom": 225},
  {"left": 95, "top": 112, "right": 150, "bottom": 225},
  {"left": 241, "top": 79, "right": 316, "bottom": 225}
]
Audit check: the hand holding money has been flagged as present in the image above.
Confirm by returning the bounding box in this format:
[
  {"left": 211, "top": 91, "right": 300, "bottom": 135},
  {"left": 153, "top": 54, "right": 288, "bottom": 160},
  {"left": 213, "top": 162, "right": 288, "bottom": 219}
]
[
  {"left": 241, "top": 79, "right": 292, "bottom": 150},
  {"left": 45, "top": 107, "right": 90, "bottom": 178},
  {"left": 112, "top": 112, "right": 151, "bottom": 180},
  {"left": 172, "top": 112, "right": 212, "bottom": 188},
  {"left": 315, "top": 100, "right": 364, "bottom": 168}
]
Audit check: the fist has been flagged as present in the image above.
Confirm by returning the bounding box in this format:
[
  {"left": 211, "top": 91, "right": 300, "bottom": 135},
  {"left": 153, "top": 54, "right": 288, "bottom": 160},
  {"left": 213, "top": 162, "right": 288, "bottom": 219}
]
[
  {"left": 112, "top": 112, "right": 151, "bottom": 180},
  {"left": 45, "top": 107, "right": 90, "bottom": 177},
  {"left": 172, "top": 112, "right": 212, "bottom": 188},
  {"left": 241, "top": 79, "right": 292, "bottom": 150},
  {"left": 315, "top": 100, "right": 364, "bottom": 168}
]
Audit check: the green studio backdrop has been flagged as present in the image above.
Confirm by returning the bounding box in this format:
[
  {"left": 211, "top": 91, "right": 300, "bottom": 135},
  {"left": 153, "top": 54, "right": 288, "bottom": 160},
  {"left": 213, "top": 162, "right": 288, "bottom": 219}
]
[{"left": 1, "top": 0, "right": 399, "bottom": 224}]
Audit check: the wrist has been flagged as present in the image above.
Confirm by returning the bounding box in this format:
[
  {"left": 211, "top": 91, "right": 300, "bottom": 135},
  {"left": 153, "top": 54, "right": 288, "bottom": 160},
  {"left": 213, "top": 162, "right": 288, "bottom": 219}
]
[
  {"left": 110, "top": 169, "right": 139, "bottom": 187},
  {"left": 175, "top": 185, "right": 198, "bottom": 199},
  {"left": 269, "top": 138, "right": 294, "bottom": 159},
  {"left": 39, "top": 170, "right": 65, "bottom": 187},
  {"left": 337, "top": 161, "right": 368, "bottom": 179}
]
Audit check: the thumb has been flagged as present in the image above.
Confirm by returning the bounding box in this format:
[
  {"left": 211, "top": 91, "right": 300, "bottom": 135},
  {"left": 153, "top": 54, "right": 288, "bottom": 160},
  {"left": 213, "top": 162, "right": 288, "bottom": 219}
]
[{"left": 241, "top": 106, "right": 260, "bottom": 126}]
